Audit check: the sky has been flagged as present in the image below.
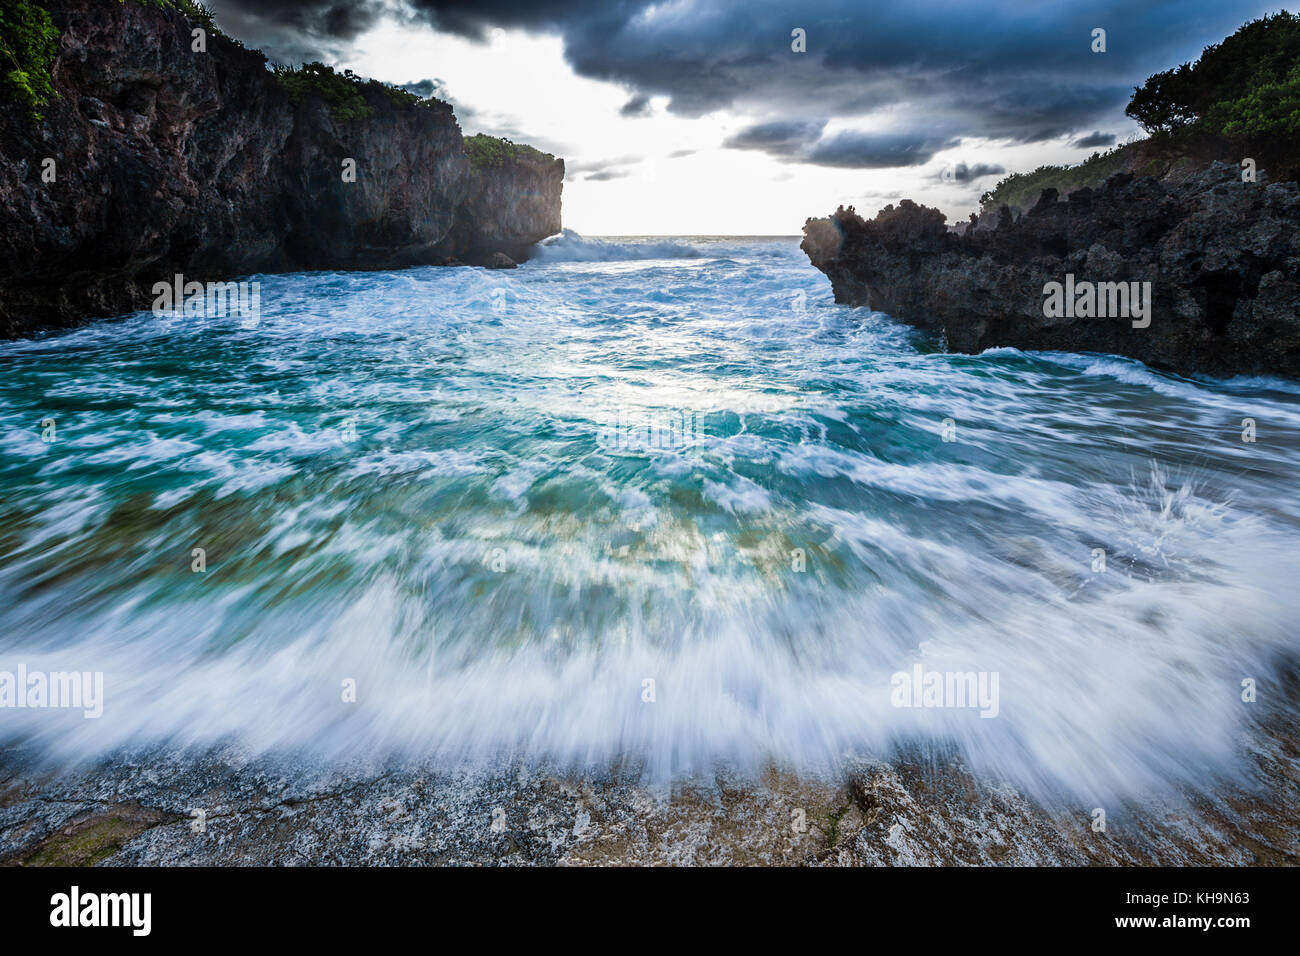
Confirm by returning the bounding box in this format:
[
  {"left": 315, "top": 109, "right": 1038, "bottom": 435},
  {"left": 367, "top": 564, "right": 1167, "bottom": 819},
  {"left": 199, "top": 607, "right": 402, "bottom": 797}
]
[{"left": 205, "top": 0, "right": 1281, "bottom": 235}]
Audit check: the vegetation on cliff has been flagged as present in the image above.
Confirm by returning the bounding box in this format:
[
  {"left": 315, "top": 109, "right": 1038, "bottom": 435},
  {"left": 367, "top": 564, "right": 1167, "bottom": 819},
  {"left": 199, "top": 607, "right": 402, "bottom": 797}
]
[
  {"left": 1126, "top": 12, "right": 1300, "bottom": 136},
  {"left": 275, "top": 62, "right": 379, "bottom": 122},
  {"left": 0, "top": 0, "right": 58, "bottom": 117},
  {"left": 980, "top": 12, "right": 1300, "bottom": 212},
  {"left": 464, "top": 133, "right": 556, "bottom": 169},
  {"left": 166, "top": 1, "right": 237, "bottom": 46},
  {"left": 977, "top": 147, "right": 1135, "bottom": 213},
  {"left": 273, "top": 61, "right": 437, "bottom": 122}
]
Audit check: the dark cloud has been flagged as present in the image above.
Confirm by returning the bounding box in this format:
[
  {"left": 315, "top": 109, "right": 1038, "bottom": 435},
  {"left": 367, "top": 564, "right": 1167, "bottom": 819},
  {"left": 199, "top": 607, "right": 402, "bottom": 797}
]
[
  {"left": 805, "top": 131, "right": 958, "bottom": 169},
  {"left": 935, "top": 162, "right": 1006, "bottom": 183},
  {"left": 565, "top": 155, "right": 642, "bottom": 181},
  {"left": 401, "top": 0, "right": 612, "bottom": 41},
  {"left": 399, "top": 78, "right": 443, "bottom": 98},
  {"left": 1072, "top": 130, "right": 1118, "bottom": 148},
  {"left": 619, "top": 94, "right": 652, "bottom": 117},
  {"left": 725, "top": 122, "right": 956, "bottom": 169},
  {"left": 206, "top": 0, "right": 1277, "bottom": 164},
  {"left": 668, "top": 149, "right": 696, "bottom": 159},
  {"left": 723, "top": 120, "right": 827, "bottom": 156},
  {"left": 206, "top": 0, "right": 384, "bottom": 63}
]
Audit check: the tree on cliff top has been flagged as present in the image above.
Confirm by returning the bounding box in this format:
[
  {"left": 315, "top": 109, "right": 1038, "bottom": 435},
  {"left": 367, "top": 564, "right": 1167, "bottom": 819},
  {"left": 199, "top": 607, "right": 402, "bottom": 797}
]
[{"left": 1126, "top": 11, "right": 1300, "bottom": 136}]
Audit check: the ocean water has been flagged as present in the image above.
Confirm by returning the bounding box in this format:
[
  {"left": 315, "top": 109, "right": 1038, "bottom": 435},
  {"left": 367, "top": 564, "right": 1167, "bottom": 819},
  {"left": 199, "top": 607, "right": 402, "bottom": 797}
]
[{"left": 2, "top": 233, "right": 1299, "bottom": 802}]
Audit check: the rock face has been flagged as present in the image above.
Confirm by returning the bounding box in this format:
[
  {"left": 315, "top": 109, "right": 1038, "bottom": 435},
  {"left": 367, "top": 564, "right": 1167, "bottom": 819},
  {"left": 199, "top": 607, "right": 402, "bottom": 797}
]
[
  {"left": 0, "top": 0, "right": 563, "bottom": 337},
  {"left": 803, "top": 163, "right": 1300, "bottom": 378},
  {"left": 442, "top": 154, "right": 563, "bottom": 265}
]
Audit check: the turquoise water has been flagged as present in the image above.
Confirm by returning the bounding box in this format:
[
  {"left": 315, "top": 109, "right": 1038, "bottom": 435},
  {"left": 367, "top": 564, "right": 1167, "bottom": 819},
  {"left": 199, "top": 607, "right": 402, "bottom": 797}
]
[{"left": 2, "top": 233, "right": 1298, "bottom": 799}]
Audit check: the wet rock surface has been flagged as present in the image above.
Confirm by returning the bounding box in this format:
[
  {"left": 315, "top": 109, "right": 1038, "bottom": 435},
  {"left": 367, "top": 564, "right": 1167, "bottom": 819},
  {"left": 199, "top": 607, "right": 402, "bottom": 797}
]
[
  {"left": 3, "top": 712, "right": 1296, "bottom": 866},
  {"left": 803, "top": 163, "right": 1300, "bottom": 379}
]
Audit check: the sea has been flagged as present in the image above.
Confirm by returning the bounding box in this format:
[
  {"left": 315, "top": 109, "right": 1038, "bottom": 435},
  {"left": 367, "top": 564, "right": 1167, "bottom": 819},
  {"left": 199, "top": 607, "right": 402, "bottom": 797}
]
[{"left": 2, "top": 231, "right": 1298, "bottom": 802}]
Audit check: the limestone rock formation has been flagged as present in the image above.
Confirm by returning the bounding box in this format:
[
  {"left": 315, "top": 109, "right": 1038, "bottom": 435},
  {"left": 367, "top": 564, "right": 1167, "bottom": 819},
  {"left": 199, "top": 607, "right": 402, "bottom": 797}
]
[
  {"left": 0, "top": 0, "right": 563, "bottom": 336},
  {"left": 803, "top": 163, "right": 1300, "bottom": 378}
]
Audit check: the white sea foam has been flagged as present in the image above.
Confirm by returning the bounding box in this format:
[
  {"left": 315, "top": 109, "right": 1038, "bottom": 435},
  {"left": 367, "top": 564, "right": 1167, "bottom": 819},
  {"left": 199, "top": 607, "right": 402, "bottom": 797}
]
[{"left": 529, "top": 229, "right": 799, "bottom": 263}]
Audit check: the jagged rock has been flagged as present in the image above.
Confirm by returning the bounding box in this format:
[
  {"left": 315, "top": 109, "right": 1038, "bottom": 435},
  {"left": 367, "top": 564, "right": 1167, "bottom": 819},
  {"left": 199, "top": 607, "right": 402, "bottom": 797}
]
[
  {"left": 3, "top": 716, "right": 1298, "bottom": 865},
  {"left": 484, "top": 252, "right": 518, "bottom": 269},
  {"left": 0, "top": 0, "right": 562, "bottom": 337},
  {"left": 802, "top": 163, "right": 1300, "bottom": 378}
]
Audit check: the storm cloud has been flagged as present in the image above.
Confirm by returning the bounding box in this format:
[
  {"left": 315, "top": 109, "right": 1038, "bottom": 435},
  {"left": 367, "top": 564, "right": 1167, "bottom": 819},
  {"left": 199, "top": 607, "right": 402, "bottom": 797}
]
[
  {"left": 723, "top": 120, "right": 828, "bottom": 156},
  {"left": 619, "top": 94, "right": 652, "bottom": 117},
  {"left": 398, "top": 78, "right": 443, "bottom": 98},
  {"left": 725, "top": 122, "right": 959, "bottom": 169},
  {"left": 805, "top": 131, "right": 960, "bottom": 169},
  {"left": 206, "top": 0, "right": 386, "bottom": 63},
  {"left": 565, "top": 155, "right": 642, "bottom": 181},
  {"left": 1072, "top": 130, "right": 1119, "bottom": 148},
  {"left": 934, "top": 162, "right": 1007, "bottom": 184},
  {"left": 205, "top": 0, "right": 1277, "bottom": 167}
]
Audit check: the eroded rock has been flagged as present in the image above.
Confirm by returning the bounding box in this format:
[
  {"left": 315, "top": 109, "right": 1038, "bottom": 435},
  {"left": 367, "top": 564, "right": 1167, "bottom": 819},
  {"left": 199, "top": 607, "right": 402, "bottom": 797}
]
[
  {"left": 802, "top": 163, "right": 1300, "bottom": 378},
  {"left": 0, "top": 0, "right": 562, "bottom": 337}
]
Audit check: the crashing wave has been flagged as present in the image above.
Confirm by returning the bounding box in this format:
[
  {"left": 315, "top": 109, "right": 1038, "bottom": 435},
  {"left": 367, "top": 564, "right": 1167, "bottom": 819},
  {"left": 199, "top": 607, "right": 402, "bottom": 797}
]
[{"left": 529, "top": 229, "right": 708, "bottom": 262}]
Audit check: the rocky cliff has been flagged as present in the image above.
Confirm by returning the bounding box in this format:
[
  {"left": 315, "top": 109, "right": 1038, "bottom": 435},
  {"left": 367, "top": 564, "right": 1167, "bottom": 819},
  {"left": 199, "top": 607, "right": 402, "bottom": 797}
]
[
  {"left": 0, "top": 0, "right": 563, "bottom": 337},
  {"left": 803, "top": 163, "right": 1300, "bottom": 379}
]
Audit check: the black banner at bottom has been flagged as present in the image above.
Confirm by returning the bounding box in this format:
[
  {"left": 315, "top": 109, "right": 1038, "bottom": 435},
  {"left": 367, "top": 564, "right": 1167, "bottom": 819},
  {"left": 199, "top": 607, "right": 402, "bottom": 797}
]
[{"left": 0, "top": 865, "right": 1285, "bottom": 942}]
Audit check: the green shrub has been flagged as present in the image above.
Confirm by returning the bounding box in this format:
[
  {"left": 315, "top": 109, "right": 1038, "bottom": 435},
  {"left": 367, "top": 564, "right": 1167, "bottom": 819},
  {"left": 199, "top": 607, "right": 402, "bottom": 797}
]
[
  {"left": 274, "top": 62, "right": 375, "bottom": 122},
  {"left": 463, "top": 133, "right": 555, "bottom": 169},
  {"left": 978, "top": 146, "right": 1128, "bottom": 211},
  {"left": 1205, "top": 62, "right": 1300, "bottom": 138},
  {"left": 274, "top": 62, "right": 440, "bottom": 122},
  {"left": 0, "top": 0, "right": 59, "bottom": 118}
]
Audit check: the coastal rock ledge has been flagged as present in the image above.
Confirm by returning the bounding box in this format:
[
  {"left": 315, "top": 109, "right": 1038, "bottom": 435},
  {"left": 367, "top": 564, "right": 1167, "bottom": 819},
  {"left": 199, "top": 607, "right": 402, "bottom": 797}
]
[
  {"left": 0, "top": 0, "right": 562, "bottom": 337},
  {"left": 802, "top": 163, "right": 1300, "bottom": 379}
]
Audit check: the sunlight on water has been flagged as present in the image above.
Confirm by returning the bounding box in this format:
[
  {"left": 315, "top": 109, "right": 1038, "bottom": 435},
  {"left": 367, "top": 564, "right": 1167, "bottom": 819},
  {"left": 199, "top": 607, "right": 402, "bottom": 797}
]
[{"left": 2, "top": 234, "right": 1299, "bottom": 801}]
